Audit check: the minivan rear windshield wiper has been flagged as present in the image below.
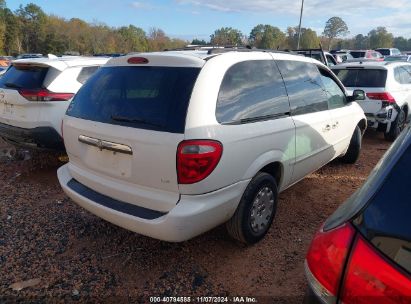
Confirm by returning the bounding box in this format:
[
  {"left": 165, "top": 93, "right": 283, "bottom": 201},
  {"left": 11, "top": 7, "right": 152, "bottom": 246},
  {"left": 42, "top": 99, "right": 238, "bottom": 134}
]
[
  {"left": 110, "top": 115, "right": 164, "bottom": 128},
  {"left": 4, "top": 82, "right": 22, "bottom": 89}
]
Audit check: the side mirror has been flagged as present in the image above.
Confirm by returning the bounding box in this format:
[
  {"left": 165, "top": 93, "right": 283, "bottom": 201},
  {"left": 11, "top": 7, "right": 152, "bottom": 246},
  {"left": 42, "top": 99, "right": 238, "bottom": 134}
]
[{"left": 347, "top": 89, "right": 365, "bottom": 102}]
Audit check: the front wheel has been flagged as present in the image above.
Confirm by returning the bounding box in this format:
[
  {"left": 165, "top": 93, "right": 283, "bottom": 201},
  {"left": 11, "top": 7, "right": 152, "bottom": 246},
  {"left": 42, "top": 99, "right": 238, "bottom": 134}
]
[
  {"left": 340, "top": 125, "right": 362, "bottom": 164},
  {"left": 226, "top": 172, "right": 278, "bottom": 244}
]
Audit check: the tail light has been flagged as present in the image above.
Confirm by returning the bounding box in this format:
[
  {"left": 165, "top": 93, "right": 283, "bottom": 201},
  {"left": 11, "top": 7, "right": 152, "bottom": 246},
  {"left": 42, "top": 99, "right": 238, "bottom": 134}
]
[
  {"left": 305, "top": 223, "right": 355, "bottom": 303},
  {"left": 366, "top": 92, "right": 396, "bottom": 104},
  {"left": 340, "top": 236, "right": 411, "bottom": 304},
  {"left": 177, "top": 140, "right": 222, "bottom": 184},
  {"left": 19, "top": 89, "right": 74, "bottom": 102},
  {"left": 127, "top": 57, "right": 149, "bottom": 64}
]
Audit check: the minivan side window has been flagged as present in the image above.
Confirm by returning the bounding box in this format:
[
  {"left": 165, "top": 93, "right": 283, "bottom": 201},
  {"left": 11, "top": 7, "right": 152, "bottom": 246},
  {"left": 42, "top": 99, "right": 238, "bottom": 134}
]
[
  {"left": 216, "top": 60, "right": 290, "bottom": 124},
  {"left": 318, "top": 67, "right": 346, "bottom": 109},
  {"left": 276, "top": 60, "right": 328, "bottom": 115}
]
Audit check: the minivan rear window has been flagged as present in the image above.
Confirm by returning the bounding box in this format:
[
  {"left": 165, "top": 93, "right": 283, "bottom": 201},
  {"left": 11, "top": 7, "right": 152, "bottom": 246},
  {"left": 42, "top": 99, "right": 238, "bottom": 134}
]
[
  {"left": 376, "top": 49, "right": 390, "bottom": 56},
  {"left": 333, "top": 69, "right": 387, "bottom": 88},
  {"left": 66, "top": 66, "right": 200, "bottom": 133},
  {"left": 349, "top": 51, "right": 366, "bottom": 58},
  {"left": 0, "top": 65, "right": 48, "bottom": 89},
  {"left": 355, "top": 144, "right": 411, "bottom": 274}
]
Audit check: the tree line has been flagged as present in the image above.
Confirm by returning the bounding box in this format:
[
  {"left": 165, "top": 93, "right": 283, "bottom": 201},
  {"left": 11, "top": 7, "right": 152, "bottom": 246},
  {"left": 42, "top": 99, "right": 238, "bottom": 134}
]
[{"left": 0, "top": 1, "right": 410, "bottom": 56}]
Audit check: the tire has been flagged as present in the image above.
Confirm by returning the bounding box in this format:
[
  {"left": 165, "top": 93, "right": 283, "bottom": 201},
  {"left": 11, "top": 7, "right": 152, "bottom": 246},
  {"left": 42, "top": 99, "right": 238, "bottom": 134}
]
[
  {"left": 340, "top": 125, "right": 362, "bottom": 164},
  {"left": 384, "top": 108, "right": 406, "bottom": 142},
  {"left": 226, "top": 172, "right": 278, "bottom": 244}
]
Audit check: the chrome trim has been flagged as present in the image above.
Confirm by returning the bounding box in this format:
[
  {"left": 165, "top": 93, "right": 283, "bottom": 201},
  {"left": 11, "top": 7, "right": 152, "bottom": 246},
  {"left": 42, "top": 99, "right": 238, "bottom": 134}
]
[
  {"left": 304, "top": 260, "right": 336, "bottom": 304},
  {"left": 78, "top": 135, "right": 133, "bottom": 155}
]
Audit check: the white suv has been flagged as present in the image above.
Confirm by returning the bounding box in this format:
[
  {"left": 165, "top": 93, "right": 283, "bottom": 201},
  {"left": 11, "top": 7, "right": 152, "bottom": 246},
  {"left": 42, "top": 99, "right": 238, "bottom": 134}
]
[
  {"left": 0, "top": 56, "right": 109, "bottom": 150},
  {"left": 332, "top": 61, "right": 411, "bottom": 141},
  {"left": 58, "top": 50, "right": 366, "bottom": 244}
]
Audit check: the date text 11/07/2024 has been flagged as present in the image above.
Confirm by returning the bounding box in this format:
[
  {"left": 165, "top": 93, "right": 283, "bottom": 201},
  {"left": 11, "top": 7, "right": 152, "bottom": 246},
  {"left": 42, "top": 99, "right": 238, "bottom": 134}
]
[{"left": 149, "top": 296, "right": 258, "bottom": 303}]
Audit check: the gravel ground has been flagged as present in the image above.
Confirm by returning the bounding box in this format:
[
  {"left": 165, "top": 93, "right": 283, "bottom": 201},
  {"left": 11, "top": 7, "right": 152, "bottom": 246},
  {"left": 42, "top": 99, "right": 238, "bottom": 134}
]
[{"left": 0, "top": 131, "right": 391, "bottom": 303}]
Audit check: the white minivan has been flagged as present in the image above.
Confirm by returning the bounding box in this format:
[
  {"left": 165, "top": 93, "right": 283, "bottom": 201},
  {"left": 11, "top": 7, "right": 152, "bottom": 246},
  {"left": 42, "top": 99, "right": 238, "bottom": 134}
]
[{"left": 58, "top": 50, "right": 366, "bottom": 244}]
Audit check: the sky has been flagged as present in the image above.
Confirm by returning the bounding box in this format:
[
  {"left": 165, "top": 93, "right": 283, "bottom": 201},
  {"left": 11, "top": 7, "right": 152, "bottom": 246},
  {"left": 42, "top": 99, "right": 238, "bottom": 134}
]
[{"left": 5, "top": 0, "right": 411, "bottom": 40}]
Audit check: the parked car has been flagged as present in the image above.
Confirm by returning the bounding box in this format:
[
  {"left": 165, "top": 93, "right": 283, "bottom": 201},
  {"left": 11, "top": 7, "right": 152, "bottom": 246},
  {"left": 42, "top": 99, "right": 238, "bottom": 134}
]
[
  {"left": 0, "top": 56, "right": 13, "bottom": 67},
  {"left": 0, "top": 56, "right": 109, "bottom": 150},
  {"left": 384, "top": 55, "right": 411, "bottom": 62},
  {"left": 349, "top": 50, "right": 384, "bottom": 61},
  {"left": 0, "top": 66, "right": 7, "bottom": 77},
  {"left": 57, "top": 50, "right": 366, "bottom": 244},
  {"left": 375, "top": 47, "right": 401, "bottom": 57},
  {"left": 293, "top": 48, "right": 338, "bottom": 67},
  {"left": 16, "top": 53, "right": 43, "bottom": 59},
  {"left": 331, "top": 61, "right": 411, "bottom": 141},
  {"left": 333, "top": 52, "right": 354, "bottom": 63},
  {"left": 304, "top": 125, "right": 411, "bottom": 304}
]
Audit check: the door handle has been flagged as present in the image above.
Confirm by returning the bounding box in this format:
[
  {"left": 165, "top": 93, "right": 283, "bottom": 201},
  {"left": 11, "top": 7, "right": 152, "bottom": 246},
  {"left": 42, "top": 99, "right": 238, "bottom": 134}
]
[
  {"left": 323, "top": 124, "right": 331, "bottom": 132},
  {"left": 332, "top": 121, "right": 339, "bottom": 129}
]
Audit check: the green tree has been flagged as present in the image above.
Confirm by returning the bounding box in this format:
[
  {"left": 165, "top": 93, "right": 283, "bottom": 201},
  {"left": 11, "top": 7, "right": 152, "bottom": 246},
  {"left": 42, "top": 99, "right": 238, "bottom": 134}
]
[
  {"left": 286, "top": 26, "right": 320, "bottom": 49},
  {"left": 353, "top": 34, "right": 368, "bottom": 49},
  {"left": 147, "top": 27, "right": 170, "bottom": 51},
  {"left": 393, "top": 36, "right": 407, "bottom": 51},
  {"left": 368, "top": 27, "right": 393, "bottom": 49},
  {"left": 323, "top": 17, "right": 349, "bottom": 50},
  {"left": 0, "top": 0, "right": 7, "bottom": 53},
  {"left": 191, "top": 38, "right": 207, "bottom": 45},
  {"left": 210, "top": 27, "right": 243, "bottom": 46},
  {"left": 15, "top": 3, "right": 47, "bottom": 53},
  {"left": 117, "top": 25, "right": 148, "bottom": 52},
  {"left": 249, "top": 24, "right": 285, "bottom": 49}
]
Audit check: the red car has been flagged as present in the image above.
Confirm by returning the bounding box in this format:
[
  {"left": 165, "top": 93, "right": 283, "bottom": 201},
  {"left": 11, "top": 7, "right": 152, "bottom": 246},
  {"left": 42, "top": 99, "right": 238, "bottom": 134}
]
[
  {"left": 349, "top": 50, "right": 384, "bottom": 61},
  {"left": 305, "top": 126, "right": 411, "bottom": 303}
]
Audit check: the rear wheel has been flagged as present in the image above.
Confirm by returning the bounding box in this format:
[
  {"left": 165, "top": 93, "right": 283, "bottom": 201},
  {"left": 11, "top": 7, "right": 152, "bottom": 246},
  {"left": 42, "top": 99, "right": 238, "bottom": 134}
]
[
  {"left": 340, "top": 125, "right": 362, "bottom": 164},
  {"left": 226, "top": 172, "right": 278, "bottom": 244},
  {"left": 384, "top": 108, "right": 406, "bottom": 142}
]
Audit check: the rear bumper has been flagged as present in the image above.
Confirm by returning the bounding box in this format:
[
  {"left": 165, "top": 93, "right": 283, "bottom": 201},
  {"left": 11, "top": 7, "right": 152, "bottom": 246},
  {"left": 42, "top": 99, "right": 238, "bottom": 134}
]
[
  {"left": 365, "top": 106, "right": 397, "bottom": 132},
  {"left": 0, "top": 122, "right": 64, "bottom": 150},
  {"left": 57, "top": 164, "right": 249, "bottom": 242}
]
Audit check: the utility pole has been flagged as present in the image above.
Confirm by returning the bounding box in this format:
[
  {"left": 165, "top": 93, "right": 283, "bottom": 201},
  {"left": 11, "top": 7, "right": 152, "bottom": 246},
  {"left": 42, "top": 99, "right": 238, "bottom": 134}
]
[{"left": 297, "top": 0, "right": 305, "bottom": 50}]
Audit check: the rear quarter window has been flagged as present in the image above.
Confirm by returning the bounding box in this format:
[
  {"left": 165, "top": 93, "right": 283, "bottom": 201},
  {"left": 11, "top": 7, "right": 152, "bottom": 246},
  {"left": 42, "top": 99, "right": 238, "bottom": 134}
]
[
  {"left": 77, "top": 66, "right": 100, "bottom": 84},
  {"left": 66, "top": 66, "right": 200, "bottom": 133},
  {"left": 333, "top": 68, "right": 387, "bottom": 87},
  {"left": 355, "top": 143, "right": 411, "bottom": 274},
  {"left": 0, "top": 65, "right": 49, "bottom": 89}
]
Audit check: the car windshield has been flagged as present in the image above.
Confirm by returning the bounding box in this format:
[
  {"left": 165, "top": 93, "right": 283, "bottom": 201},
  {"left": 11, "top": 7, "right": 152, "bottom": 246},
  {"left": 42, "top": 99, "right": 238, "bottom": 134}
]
[
  {"left": 333, "top": 68, "right": 387, "bottom": 87},
  {"left": 66, "top": 66, "right": 200, "bottom": 133}
]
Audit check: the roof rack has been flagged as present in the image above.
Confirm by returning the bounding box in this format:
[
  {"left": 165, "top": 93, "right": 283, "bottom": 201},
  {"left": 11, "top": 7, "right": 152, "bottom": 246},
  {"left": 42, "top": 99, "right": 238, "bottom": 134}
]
[
  {"left": 163, "top": 45, "right": 299, "bottom": 56},
  {"left": 206, "top": 46, "right": 297, "bottom": 55}
]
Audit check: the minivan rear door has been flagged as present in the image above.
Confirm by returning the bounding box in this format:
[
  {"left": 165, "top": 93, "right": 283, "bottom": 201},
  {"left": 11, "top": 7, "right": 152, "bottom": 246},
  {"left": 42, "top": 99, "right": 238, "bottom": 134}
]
[{"left": 64, "top": 56, "right": 203, "bottom": 212}]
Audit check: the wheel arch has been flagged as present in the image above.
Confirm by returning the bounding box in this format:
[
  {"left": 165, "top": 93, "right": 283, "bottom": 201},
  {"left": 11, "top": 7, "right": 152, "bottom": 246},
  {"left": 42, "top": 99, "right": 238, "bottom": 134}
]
[
  {"left": 243, "top": 151, "right": 285, "bottom": 189},
  {"left": 358, "top": 118, "right": 367, "bottom": 135}
]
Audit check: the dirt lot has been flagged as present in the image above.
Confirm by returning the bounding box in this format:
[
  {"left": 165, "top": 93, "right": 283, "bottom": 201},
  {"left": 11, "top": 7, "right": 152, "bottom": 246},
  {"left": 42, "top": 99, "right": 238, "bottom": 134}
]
[{"left": 0, "top": 132, "right": 391, "bottom": 303}]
